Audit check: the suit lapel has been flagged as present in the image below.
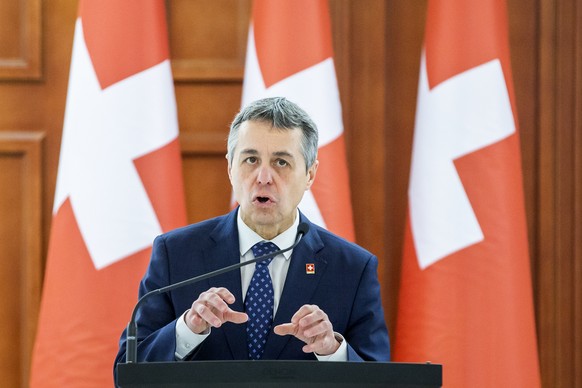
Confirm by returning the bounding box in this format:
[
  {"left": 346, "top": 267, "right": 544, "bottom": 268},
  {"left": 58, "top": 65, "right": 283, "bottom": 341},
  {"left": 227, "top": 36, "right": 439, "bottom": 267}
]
[{"left": 263, "top": 221, "right": 326, "bottom": 359}]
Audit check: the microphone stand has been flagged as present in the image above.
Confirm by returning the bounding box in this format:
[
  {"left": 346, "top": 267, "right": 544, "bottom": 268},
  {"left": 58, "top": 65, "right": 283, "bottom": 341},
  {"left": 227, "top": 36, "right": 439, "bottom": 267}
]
[{"left": 125, "top": 224, "right": 309, "bottom": 363}]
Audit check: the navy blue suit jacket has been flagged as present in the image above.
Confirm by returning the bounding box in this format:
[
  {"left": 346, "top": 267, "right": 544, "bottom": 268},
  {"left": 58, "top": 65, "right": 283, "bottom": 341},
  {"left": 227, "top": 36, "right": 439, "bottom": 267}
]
[{"left": 115, "top": 209, "right": 390, "bottom": 365}]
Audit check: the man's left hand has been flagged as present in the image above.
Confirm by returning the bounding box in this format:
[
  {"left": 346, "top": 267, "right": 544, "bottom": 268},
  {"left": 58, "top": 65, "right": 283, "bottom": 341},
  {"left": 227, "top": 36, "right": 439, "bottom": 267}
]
[{"left": 274, "top": 304, "right": 340, "bottom": 356}]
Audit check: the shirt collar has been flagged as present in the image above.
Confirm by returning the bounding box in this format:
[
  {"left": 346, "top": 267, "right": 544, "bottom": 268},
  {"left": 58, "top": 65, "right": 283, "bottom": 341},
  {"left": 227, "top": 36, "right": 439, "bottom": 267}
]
[{"left": 237, "top": 209, "right": 300, "bottom": 261}]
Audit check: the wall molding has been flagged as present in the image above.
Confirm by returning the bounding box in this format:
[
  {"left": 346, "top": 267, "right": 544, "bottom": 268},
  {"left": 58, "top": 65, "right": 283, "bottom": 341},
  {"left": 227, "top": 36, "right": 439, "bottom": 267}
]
[
  {"left": 0, "top": 131, "right": 44, "bottom": 386},
  {"left": 0, "top": 0, "right": 42, "bottom": 80}
]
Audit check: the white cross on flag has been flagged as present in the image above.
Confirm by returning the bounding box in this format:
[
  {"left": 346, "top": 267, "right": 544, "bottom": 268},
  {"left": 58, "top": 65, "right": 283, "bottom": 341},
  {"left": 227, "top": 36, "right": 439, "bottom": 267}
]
[
  {"left": 241, "top": 0, "right": 354, "bottom": 240},
  {"left": 30, "top": 1, "right": 187, "bottom": 386},
  {"left": 394, "top": 1, "right": 541, "bottom": 387}
]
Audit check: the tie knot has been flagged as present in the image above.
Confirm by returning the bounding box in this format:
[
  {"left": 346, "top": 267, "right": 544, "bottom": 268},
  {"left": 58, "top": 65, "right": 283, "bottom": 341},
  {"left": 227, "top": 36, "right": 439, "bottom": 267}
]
[{"left": 251, "top": 241, "right": 279, "bottom": 267}]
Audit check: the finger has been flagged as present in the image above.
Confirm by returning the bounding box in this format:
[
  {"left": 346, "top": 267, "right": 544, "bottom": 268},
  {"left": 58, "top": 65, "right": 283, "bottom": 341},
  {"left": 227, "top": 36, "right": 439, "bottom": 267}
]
[
  {"left": 187, "top": 311, "right": 208, "bottom": 328},
  {"left": 192, "top": 301, "right": 223, "bottom": 327},
  {"left": 188, "top": 304, "right": 247, "bottom": 331},
  {"left": 206, "top": 290, "right": 247, "bottom": 325},
  {"left": 297, "top": 307, "right": 326, "bottom": 329},
  {"left": 224, "top": 310, "right": 248, "bottom": 324},
  {"left": 303, "top": 333, "right": 339, "bottom": 355},
  {"left": 211, "top": 287, "right": 236, "bottom": 304},
  {"left": 302, "top": 328, "right": 330, "bottom": 351},
  {"left": 289, "top": 304, "right": 316, "bottom": 324},
  {"left": 185, "top": 288, "right": 238, "bottom": 332},
  {"left": 202, "top": 289, "right": 234, "bottom": 313},
  {"left": 303, "top": 340, "right": 325, "bottom": 354},
  {"left": 302, "top": 332, "right": 327, "bottom": 353},
  {"left": 303, "top": 340, "right": 319, "bottom": 353},
  {"left": 273, "top": 323, "right": 297, "bottom": 336},
  {"left": 303, "top": 319, "right": 332, "bottom": 338}
]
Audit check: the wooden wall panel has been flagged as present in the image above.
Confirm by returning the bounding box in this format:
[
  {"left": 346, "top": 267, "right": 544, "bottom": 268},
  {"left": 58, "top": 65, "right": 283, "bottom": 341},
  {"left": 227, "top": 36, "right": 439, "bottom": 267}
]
[
  {"left": 0, "top": 132, "right": 43, "bottom": 388},
  {"left": 175, "top": 83, "right": 246, "bottom": 135},
  {"left": 0, "top": 0, "right": 41, "bottom": 79},
  {"left": 182, "top": 154, "right": 231, "bottom": 223},
  {"left": 169, "top": 0, "right": 251, "bottom": 224},
  {"left": 169, "top": 0, "right": 250, "bottom": 81},
  {"left": 180, "top": 132, "right": 232, "bottom": 223},
  {"left": 507, "top": 0, "right": 539, "bottom": 253},
  {"left": 329, "top": 0, "right": 350, "bottom": 109},
  {"left": 382, "top": 0, "right": 427, "bottom": 337},
  {"left": 342, "top": 0, "right": 390, "bottom": 328},
  {"left": 537, "top": 0, "right": 582, "bottom": 386}
]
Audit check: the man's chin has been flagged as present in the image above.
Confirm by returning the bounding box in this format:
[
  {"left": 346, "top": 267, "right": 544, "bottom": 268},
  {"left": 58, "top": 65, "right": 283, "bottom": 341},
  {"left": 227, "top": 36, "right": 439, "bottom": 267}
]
[
  {"left": 250, "top": 213, "right": 278, "bottom": 227},
  {"left": 240, "top": 208, "right": 276, "bottom": 225}
]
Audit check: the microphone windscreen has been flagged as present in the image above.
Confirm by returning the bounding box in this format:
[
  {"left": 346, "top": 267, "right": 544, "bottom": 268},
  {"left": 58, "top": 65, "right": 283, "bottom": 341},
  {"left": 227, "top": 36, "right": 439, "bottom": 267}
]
[{"left": 298, "top": 222, "right": 310, "bottom": 236}]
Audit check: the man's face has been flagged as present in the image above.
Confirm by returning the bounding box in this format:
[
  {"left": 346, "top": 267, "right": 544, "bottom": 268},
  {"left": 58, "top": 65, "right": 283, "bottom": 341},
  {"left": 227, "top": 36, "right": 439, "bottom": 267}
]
[{"left": 228, "top": 120, "right": 318, "bottom": 239}]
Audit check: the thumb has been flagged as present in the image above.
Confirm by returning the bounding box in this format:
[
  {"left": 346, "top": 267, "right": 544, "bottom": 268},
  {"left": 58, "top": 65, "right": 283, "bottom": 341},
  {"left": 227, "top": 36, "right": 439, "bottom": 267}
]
[{"left": 273, "top": 323, "right": 296, "bottom": 336}]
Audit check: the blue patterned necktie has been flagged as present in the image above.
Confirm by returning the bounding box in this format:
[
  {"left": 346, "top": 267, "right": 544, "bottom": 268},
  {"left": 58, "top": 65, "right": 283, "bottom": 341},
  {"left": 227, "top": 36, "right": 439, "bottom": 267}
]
[{"left": 245, "top": 241, "right": 279, "bottom": 360}]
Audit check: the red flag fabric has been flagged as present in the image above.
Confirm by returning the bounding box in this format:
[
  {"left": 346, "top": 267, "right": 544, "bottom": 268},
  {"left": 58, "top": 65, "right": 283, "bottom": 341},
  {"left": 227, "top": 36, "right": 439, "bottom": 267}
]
[
  {"left": 394, "top": 1, "right": 541, "bottom": 387},
  {"left": 30, "top": 1, "right": 187, "bottom": 386},
  {"left": 241, "top": 0, "right": 355, "bottom": 240}
]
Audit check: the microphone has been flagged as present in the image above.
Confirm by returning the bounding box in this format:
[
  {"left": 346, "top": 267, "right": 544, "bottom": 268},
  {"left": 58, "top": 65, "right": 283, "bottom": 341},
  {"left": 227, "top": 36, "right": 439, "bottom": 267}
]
[{"left": 125, "top": 222, "right": 310, "bottom": 363}]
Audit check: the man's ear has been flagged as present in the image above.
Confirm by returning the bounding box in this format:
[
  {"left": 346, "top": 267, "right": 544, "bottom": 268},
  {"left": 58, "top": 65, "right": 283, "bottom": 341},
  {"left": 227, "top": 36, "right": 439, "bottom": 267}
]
[
  {"left": 305, "top": 160, "right": 319, "bottom": 190},
  {"left": 226, "top": 154, "right": 233, "bottom": 182}
]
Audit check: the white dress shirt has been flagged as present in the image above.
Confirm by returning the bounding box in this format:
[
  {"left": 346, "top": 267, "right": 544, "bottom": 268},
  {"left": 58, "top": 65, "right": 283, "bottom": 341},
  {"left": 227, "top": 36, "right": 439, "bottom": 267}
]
[{"left": 175, "top": 210, "right": 347, "bottom": 361}]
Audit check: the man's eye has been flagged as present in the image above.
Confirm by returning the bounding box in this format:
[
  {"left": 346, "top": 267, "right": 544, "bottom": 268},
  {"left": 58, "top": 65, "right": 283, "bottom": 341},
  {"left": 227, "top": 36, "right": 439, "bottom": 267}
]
[
  {"left": 245, "top": 157, "right": 257, "bottom": 164},
  {"left": 275, "top": 159, "right": 289, "bottom": 167}
]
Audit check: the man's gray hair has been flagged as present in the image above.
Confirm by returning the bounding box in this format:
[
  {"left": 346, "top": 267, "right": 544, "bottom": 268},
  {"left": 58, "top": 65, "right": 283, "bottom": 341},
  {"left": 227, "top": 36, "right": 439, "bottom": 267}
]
[{"left": 227, "top": 97, "right": 319, "bottom": 170}]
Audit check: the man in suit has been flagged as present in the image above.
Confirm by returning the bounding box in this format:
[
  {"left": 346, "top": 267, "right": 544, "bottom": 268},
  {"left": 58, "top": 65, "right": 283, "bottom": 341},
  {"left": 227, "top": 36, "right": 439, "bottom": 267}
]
[{"left": 115, "top": 97, "right": 390, "bottom": 367}]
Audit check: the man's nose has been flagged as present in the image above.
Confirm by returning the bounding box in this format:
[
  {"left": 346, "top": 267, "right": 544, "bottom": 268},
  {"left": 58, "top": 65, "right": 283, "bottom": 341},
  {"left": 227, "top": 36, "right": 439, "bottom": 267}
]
[{"left": 256, "top": 165, "right": 273, "bottom": 184}]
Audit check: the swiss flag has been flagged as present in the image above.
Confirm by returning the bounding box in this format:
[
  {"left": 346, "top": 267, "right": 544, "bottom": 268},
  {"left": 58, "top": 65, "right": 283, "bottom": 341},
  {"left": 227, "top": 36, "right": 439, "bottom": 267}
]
[
  {"left": 30, "top": 1, "right": 187, "bottom": 386},
  {"left": 242, "top": 0, "right": 354, "bottom": 240},
  {"left": 394, "top": 1, "right": 541, "bottom": 387}
]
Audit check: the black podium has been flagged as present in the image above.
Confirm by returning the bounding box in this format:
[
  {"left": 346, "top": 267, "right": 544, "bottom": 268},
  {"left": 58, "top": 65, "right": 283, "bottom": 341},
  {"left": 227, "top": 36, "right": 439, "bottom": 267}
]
[{"left": 116, "top": 360, "right": 442, "bottom": 387}]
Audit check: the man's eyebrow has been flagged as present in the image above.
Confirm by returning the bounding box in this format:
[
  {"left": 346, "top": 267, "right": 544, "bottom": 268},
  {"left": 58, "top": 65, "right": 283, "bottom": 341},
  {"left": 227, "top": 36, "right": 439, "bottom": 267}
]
[
  {"left": 239, "top": 149, "right": 295, "bottom": 159},
  {"left": 273, "top": 151, "right": 294, "bottom": 159},
  {"left": 240, "top": 148, "right": 258, "bottom": 155}
]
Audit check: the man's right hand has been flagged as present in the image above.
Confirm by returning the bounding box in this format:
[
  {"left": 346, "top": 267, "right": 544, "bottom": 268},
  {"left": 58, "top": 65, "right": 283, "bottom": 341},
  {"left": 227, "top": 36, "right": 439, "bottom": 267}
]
[{"left": 185, "top": 287, "right": 248, "bottom": 334}]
